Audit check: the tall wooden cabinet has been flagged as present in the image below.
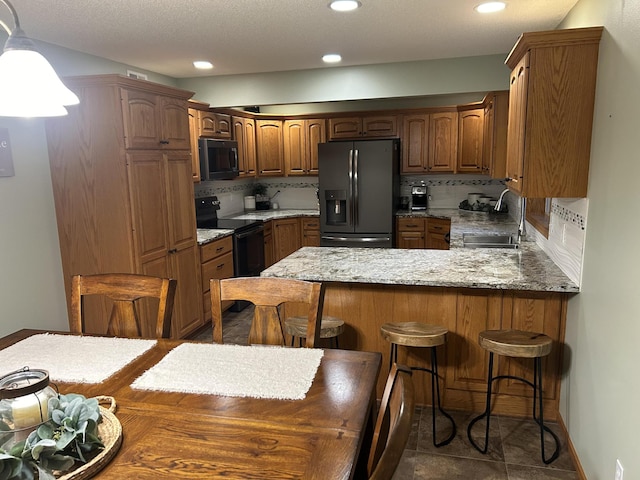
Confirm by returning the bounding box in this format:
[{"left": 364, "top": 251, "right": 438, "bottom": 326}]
[
  {"left": 504, "top": 27, "right": 603, "bottom": 197},
  {"left": 481, "top": 91, "right": 509, "bottom": 179},
  {"left": 256, "top": 119, "right": 284, "bottom": 176},
  {"left": 456, "top": 107, "right": 484, "bottom": 173},
  {"left": 46, "top": 75, "right": 203, "bottom": 339}
]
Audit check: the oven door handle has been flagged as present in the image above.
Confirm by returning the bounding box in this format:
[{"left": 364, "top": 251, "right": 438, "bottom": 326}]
[{"left": 234, "top": 225, "right": 264, "bottom": 239}]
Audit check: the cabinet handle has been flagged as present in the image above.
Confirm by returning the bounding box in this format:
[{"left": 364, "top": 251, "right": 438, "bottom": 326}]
[
  {"left": 159, "top": 140, "right": 170, "bottom": 145},
  {"left": 168, "top": 248, "right": 177, "bottom": 254},
  {"left": 406, "top": 224, "right": 419, "bottom": 227},
  {"left": 216, "top": 246, "right": 224, "bottom": 252},
  {"left": 217, "top": 263, "right": 225, "bottom": 270},
  {"left": 432, "top": 226, "right": 443, "bottom": 231}
]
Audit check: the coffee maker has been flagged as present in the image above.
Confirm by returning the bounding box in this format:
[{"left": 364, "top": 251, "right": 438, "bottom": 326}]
[{"left": 411, "top": 186, "right": 428, "bottom": 211}]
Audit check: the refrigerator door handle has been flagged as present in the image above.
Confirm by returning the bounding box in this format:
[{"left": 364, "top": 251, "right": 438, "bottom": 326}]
[
  {"left": 348, "top": 149, "right": 354, "bottom": 227},
  {"left": 353, "top": 149, "right": 359, "bottom": 227}
]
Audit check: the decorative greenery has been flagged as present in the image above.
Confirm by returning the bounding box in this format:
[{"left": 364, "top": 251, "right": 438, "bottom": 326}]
[
  {"left": 252, "top": 183, "right": 267, "bottom": 196},
  {"left": 0, "top": 394, "right": 103, "bottom": 480}
]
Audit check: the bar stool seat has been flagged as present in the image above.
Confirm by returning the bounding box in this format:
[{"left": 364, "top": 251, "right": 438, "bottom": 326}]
[
  {"left": 467, "top": 329, "right": 560, "bottom": 464},
  {"left": 380, "top": 322, "right": 456, "bottom": 447},
  {"left": 285, "top": 315, "right": 345, "bottom": 348}
]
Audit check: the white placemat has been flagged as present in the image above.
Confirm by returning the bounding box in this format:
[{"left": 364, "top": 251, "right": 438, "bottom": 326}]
[
  {"left": 0, "top": 333, "right": 157, "bottom": 383},
  {"left": 131, "top": 343, "right": 324, "bottom": 400}
]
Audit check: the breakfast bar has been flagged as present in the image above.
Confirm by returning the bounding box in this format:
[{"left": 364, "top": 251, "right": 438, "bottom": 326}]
[{"left": 262, "top": 234, "right": 578, "bottom": 420}]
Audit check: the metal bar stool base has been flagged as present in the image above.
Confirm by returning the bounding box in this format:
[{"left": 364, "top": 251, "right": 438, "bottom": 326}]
[
  {"left": 391, "top": 343, "right": 456, "bottom": 447},
  {"left": 466, "top": 353, "right": 560, "bottom": 464}
]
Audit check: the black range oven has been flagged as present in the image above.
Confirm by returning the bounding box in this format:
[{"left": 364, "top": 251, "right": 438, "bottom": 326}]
[{"left": 195, "top": 196, "right": 265, "bottom": 310}]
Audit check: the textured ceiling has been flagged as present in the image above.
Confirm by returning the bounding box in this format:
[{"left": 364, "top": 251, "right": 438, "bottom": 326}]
[{"left": 6, "top": 0, "right": 579, "bottom": 78}]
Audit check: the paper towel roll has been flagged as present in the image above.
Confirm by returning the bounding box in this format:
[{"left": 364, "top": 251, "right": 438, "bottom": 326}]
[{"left": 244, "top": 196, "right": 256, "bottom": 210}]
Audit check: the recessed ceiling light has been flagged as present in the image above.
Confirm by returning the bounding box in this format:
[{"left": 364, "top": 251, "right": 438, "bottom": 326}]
[
  {"left": 322, "top": 54, "right": 342, "bottom": 64},
  {"left": 193, "top": 61, "right": 214, "bottom": 70},
  {"left": 329, "top": 1, "right": 361, "bottom": 12},
  {"left": 475, "top": 2, "right": 506, "bottom": 13}
]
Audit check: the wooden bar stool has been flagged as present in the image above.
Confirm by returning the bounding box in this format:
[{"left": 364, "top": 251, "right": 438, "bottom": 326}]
[
  {"left": 285, "top": 315, "right": 345, "bottom": 348},
  {"left": 380, "top": 322, "right": 456, "bottom": 447},
  {"left": 467, "top": 329, "right": 560, "bottom": 464}
]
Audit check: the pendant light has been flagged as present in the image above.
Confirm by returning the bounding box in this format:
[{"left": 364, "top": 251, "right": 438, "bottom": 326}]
[{"left": 0, "top": 0, "right": 79, "bottom": 117}]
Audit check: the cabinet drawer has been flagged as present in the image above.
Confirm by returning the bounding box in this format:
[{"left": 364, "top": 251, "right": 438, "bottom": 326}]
[
  {"left": 200, "top": 236, "right": 233, "bottom": 263},
  {"left": 426, "top": 218, "right": 451, "bottom": 233},
  {"left": 302, "top": 218, "right": 320, "bottom": 230},
  {"left": 201, "top": 251, "right": 234, "bottom": 291},
  {"left": 397, "top": 217, "right": 425, "bottom": 231}
]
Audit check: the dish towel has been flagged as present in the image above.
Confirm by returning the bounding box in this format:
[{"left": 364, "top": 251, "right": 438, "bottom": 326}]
[
  {"left": 132, "top": 343, "right": 324, "bottom": 400},
  {"left": 0, "top": 333, "right": 156, "bottom": 383}
]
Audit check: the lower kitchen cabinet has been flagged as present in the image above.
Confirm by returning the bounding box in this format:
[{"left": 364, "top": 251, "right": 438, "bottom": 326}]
[
  {"left": 301, "top": 218, "right": 320, "bottom": 247},
  {"left": 396, "top": 216, "right": 450, "bottom": 250},
  {"left": 425, "top": 217, "right": 451, "bottom": 250},
  {"left": 200, "top": 236, "right": 234, "bottom": 322},
  {"left": 273, "top": 218, "right": 301, "bottom": 262}
]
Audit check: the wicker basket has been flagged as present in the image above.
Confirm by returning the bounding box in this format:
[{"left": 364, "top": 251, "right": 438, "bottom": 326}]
[{"left": 57, "top": 396, "right": 123, "bottom": 480}]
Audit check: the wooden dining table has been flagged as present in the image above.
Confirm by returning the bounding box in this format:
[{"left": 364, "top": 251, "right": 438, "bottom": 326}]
[{"left": 0, "top": 330, "right": 382, "bottom": 479}]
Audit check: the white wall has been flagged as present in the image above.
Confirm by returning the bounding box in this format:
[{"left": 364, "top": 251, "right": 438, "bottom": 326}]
[
  {"left": 0, "top": 117, "right": 68, "bottom": 336},
  {"left": 178, "top": 54, "right": 510, "bottom": 108},
  {"left": 558, "top": 1, "right": 640, "bottom": 479}
]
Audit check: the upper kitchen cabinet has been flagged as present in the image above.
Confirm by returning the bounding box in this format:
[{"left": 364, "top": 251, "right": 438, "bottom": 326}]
[
  {"left": 122, "top": 88, "right": 191, "bottom": 150},
  {"left": 256, "top": 119, "right": 284, "bottom": 176},
  {"left": 233, "top": 116, "right": 257, "bottom": 177},
  {"left": 283, "top": 118, "right": 326, "bottom": 176},
  {"left": 199, "top": 110, "right": 232, "bottom": 139},
  {"left": 401, "top": 111, "right": 457, "bottom": 174},
  {"left": 504, "top": 27, "right": 603, "bottom": 197},
  {"left": 456, "top": 106, "right": 484, "bottom": 173},
  {"left": 481, "top": 91, "right": 509, "bottom": 179},
  {"left": 328, "top": 114, "right": 398, "bottom": 140},
  {"left": 46, "top": 75, "right": 203, "bottom": 340}
]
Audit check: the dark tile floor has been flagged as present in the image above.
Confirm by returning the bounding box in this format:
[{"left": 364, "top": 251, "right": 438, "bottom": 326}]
[{"left": 189, "top": 306, "right": 578, "bottom": 480}]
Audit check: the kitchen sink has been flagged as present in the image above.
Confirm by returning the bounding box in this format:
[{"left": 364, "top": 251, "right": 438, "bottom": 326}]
[{"left": 462, "top": 233, "right": 519, "bottom": 249}]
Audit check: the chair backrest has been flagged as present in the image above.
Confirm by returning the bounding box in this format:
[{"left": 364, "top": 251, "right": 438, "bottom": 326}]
[
  {"left": 367, "top": 364, "right": 415, "bottom": 480},
  {"left": 70, "top": 273, "right": 177, "bottom": 338},
  {"left": 210, "top": 277, "right": 324, "bottom": 347}
]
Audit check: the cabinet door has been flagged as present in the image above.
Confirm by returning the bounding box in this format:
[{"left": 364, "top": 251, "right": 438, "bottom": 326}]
[
  {"left": 121, "top": 89, "right": 161, "bottom": 150},
  {"left": 457, "top": 108, "right": 484, "bottom": 173},
  {"left": 362, "top": 115, "right": 398, "bottom": 138},
  {"left": 273, "top": 218, "right": 301, "bottom": 261},
  {"left": 201, "top": 111, "right": 232, "bottom": 139},
  {"left": 328, "top": 117, "right": 362, "bottom": 140},
  {"left": 482, "top": 92, "right": 509, "bottom": 179},
  {"left": 428, "top": 112, "right": 457, "bottom": 173},
  {"left": 301, "top": 218, "right": 321, "bottom": 247},
  {"left": 283, "top": 119, "right": 307, "bottom": 175},
  {"left": 401, "top": 114, "right": 430, "bottom": 173},
  {"left": 164, "top": 151, "right": 197, "bottom": 250},
  {"left": 426, "top": 217, "right": 451, "bottom": 250},
  {"left": 256, "top": 119, "right": 284, "bottom": 176},
  {"left": 169, "top": 243, "right": 204, "bottom": 338},
  {"left": 233, "top": 117, "right": 248, "bottom": 175},
  {"left": 243, "top": 117, "right": 257, "bottom": 176},
  {"left": 482, "top": 98, "right": 494, "bottom": 176},
  {"left": 160, "top": 97, "right": 191, "bottom": 150},
  {"left": 306, "top": 119, "right": 325, "bottom": 175},
  {"left": 506, "top": 53, "right": 529, "bottom": 195},
  {"left": 127, "top": 152, "right": 169, "bottom": 264},
  {"left": 397, "top": 231, "right": 425, "bottom": 249}
]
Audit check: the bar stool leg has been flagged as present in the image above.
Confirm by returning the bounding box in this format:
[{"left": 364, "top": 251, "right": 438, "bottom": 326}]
[
  {"left": 467, "top": 352, "right": 495, "bottom": 454},
  {"left": 534, "top": 357, "right": 561, "bottom": 464},
  {"left": 430, "top": 347, "right": 456, "bottom": 447}
]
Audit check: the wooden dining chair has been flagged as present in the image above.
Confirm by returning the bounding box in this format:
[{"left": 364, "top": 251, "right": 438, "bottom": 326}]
[
  {"left": 367, "top": 364, "right": 415, "bottom": 480},
  {"left": 210, "top": 277, "right": 325, "bottom": 347},
  {"left": 70, "top": 273, "right": 177, "bottom": 338}
]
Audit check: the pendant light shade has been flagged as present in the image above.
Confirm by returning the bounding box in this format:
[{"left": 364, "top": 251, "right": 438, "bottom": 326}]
[{"left": 0, "top": 0, "right": 79, "bottom": 117}]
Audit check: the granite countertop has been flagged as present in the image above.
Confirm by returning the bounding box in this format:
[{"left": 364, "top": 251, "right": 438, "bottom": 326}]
[
  {"left": 196, "top": 209, "right": 319, "bottom": 245},
  {"left": 259, "top": 208, "right": 578, "bottom": 293}
]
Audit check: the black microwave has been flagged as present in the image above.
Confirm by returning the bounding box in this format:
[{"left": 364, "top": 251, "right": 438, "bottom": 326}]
[{"left": 198, "top": 138, "right": 239, "bottom": 180}]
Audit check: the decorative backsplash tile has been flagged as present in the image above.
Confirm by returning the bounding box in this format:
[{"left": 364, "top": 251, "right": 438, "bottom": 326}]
[
  {"left": 401, "top": 175, "right": 507, "bottom": 187},
  {"left": 551, "top": 203, "right": 586, "bottom": 230}
]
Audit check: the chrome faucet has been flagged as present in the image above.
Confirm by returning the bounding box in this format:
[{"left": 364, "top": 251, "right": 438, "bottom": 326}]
[
  {"left": 495, "top": 188, "right": 510, "bottom": 212},
  {"left": 494, "top": 188, "right": 526, "bottom": 245}
]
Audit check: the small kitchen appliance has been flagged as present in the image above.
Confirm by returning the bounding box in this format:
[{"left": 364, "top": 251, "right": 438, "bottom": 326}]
[{"left": 411, "top": 186, "right": 427, "bottom": 211}]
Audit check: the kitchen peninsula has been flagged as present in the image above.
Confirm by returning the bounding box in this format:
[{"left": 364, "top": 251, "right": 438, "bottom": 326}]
[{"left": 261, "top": 209, "right": 578, "bottom": 420}]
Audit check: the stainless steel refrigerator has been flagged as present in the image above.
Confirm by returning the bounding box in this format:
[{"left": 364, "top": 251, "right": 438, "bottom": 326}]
[{"left": 319, "top": 139, "right": 400, "bottom": 248}]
